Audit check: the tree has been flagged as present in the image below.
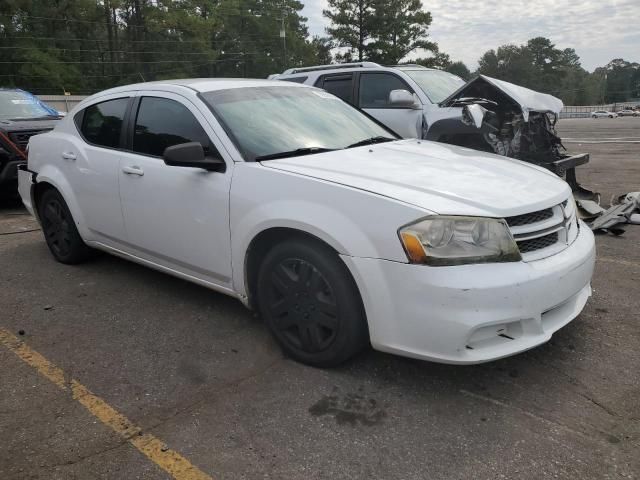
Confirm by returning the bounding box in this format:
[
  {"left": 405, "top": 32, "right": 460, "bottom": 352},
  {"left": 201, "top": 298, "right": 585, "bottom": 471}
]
[
  {"left": 0, "top": 0, "right": 324, "bottom": 93},
  {"left": 446, "top": 61, "right": 471, "bottom": 80},
  {"left": 323, "top": 0, "right": 435, "bottom": 64},
  {"left": 413, "top": 51, "right": 450, "bottom": 69},
  {"left": 367, "top": 0, "right": 436, "bottom": 64},
  {"left": 323, "top": 0, "right": 376, "bottom": 61}
]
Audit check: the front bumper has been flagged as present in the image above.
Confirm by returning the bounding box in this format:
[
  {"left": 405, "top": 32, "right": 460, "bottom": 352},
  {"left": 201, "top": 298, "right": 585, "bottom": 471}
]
[{"left": 341, "top": 222, "right": 596, "bottom": 364}]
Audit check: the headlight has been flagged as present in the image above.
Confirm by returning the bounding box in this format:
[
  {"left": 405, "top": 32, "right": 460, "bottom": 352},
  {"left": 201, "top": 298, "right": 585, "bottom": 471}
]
[{"left": 399, "top": 216, "right": 521, "bottom": 266}]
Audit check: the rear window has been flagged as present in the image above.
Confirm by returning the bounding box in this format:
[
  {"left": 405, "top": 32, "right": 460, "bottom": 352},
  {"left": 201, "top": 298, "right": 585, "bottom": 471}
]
[
  {"left": 320, "top": 75, "right": 353, "bottom": 104},
  {"left": 78, "top": 98, "right": 129, "bottom": 149}
]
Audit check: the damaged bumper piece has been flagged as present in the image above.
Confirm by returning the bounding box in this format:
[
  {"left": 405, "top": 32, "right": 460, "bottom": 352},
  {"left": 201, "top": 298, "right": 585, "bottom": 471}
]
[{"left": 434, "top": 75, "right": 598, "bottom": 203}]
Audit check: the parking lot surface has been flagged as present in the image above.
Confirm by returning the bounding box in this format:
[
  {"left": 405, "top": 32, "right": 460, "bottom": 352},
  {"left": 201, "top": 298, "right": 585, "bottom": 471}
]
[{"left": 1, "top": 118, "right": 639, "bottom": 480}]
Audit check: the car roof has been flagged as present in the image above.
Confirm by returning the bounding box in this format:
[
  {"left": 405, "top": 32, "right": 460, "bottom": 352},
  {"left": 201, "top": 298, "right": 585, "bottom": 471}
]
[
  {"left": 274, "top": 63, "right": 441, "bottom": 77},
  {"left": 93, "top": 78, "right": 303, "bottom": 96}
]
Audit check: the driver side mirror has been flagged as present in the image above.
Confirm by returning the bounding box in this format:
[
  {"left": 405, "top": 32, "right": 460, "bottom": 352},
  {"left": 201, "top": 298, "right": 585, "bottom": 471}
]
[
  {"left": 389, "top": 89, "right": 421, "bottom": 109},
  {"left": 163, "top": 142, "right": 226, "bottom": 172}
]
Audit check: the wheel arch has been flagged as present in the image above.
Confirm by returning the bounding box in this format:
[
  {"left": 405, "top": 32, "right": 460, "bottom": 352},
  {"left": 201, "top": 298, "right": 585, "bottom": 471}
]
[
  {"left": 243, "top": 226, "right": 345, "bottom": 310},
  {"left": 32, "top": 167, "right": 89, "bottom": 239}
]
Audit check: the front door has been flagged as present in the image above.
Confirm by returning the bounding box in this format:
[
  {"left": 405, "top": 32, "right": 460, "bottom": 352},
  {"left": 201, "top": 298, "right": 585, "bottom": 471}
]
[
  {"left": 118, "top": 93, "right": 233, "bottom": 288},
  {"left": 358, "top": 72, "right": 423, "bottom": 138}
]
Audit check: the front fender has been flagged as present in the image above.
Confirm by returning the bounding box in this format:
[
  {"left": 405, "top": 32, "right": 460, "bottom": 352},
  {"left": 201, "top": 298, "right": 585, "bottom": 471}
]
[{"left": 229, "top": 163, "right": 427, "bottom": 296}]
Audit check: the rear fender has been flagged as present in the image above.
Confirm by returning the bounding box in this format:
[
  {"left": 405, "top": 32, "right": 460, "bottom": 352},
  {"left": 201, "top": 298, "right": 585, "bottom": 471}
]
[{"left": 34, "top": 164, "right": 91, "bottom": 241}]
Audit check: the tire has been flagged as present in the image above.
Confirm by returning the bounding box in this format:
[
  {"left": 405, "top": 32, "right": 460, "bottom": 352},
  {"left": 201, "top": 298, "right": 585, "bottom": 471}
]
[
  {"left": 38, "top": 188, "right": 92, "bottom": 264},
  {"left": 609, "top": 115, "right": 613, "bottom": 118},
  {"left": 592, "top": 115, "right": 597, "bottom": 119},
  {"left": 256, "top": 238, "right": 368, "bottom": 367}
]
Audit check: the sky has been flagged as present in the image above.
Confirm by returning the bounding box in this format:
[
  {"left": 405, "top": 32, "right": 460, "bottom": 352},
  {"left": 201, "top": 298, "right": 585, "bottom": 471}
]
[{"left": 301, "top": 0, "right": 640, "bottom": 72}]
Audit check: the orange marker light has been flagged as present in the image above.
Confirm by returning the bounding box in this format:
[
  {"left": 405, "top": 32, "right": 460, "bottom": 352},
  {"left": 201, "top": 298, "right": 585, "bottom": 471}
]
[{"left": 401, "top": 232, "right": 428, "bottom": 263}]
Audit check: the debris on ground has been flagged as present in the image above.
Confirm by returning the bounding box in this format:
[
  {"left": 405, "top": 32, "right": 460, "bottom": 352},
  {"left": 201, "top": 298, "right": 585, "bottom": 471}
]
[{"left": 578, "top": 191, "right": 640, "bottom": 235}]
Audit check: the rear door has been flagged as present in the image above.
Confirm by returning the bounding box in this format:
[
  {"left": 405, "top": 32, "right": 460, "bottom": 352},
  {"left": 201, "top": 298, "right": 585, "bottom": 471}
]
[
  {"left": 316, "top": 74, "right": 355, "bottom": 105},
  {"left": 118, "top": 92, "right": 233, "bottom": 287},
  {"left": 68, "top": 94, "right": 131, "bottom": 242},
  {"left": 357, "top": 72, "right": 422, "bottom": 138}
]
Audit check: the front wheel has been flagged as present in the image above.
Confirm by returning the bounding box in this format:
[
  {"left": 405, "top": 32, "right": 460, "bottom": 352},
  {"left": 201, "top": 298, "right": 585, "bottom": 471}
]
[
  {"left": 609, "top": 115, "right": 614, "bottom": 118},
  {"left": 38, "top": 189, "right": 93, "bottom": 264},
  {"left": 592, "top": 115, "right": 597, "bottom": 119},
  {"left": 256, "top": 239, "right": 368, "bottom": 367}
]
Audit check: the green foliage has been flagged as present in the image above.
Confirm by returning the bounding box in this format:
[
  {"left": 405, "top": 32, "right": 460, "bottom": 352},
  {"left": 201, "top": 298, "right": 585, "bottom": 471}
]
[
  {"left": 413, "top": 52, "right": 450, "bottom": 69},
  {"left": 476, "top": 37, "right": 639, "bottom": 104},
  {"left": 323, "top": 0, "right": 434, "bottom": 64},
  {"left": 446, "top": 61, "right": 471, "bottom": 80},
  {"left": 0, "top": 0, "right": 331, "bottom": 94}
]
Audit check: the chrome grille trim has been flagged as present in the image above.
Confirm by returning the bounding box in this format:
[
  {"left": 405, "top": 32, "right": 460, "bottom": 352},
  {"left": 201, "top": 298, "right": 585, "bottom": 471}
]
[{"left": 505, "top": 198, "right": 577, "bottom": 261}]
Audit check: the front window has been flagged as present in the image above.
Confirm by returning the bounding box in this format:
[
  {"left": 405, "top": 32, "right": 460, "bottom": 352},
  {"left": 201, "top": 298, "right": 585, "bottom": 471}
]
[
  {"left": 201, "top": 86, "right": 396, "bottom": 161},
  {"left": 359, "top": 73, "right": 413, "bottom": 108},
  {"left": 402, "top": 70, "right": 466, "bottom": 104},
  {"left": 132, "top": 97, "right": 211, "bottom": 157},
  {"left": 0, "top": 90, "right": 60, "bottom": 120}
]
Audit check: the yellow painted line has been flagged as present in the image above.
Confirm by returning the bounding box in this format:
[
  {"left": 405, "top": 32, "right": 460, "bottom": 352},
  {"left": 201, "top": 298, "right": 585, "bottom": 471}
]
[{"left": 0, "top": 328, "right": 213, "bottom": 480}]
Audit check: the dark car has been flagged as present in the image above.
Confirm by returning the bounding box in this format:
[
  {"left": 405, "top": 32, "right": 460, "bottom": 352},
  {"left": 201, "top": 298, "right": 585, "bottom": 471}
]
[{"left": 0, "top": 89, "right": 62, "bottom": 197}]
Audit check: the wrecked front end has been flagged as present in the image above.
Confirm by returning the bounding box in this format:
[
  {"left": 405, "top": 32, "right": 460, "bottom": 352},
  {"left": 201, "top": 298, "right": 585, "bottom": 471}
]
[{"left": 428, "top": 75, "right": 595, "bottom": 201}]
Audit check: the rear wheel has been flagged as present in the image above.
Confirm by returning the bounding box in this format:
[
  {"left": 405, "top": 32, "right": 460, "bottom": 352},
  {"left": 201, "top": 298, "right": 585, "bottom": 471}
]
[
  {"left": 256, "top": 239, "right": 368, "bottom": 367},
  {"left": 592, "top": 115, "right": 597, "bottom": 119},
  {"left": 38, "top": 189, "right": 92, "bottom": 264}
]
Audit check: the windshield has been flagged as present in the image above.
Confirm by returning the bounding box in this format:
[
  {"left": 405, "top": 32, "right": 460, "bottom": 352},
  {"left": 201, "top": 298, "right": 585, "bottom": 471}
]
[
  {"left": 201, "top": 86, "right": 396, "bottom": 161},
  {"left": 0, "top": 90, "right": 59, "bottom": 120},
  {"left": 403, "top": 70, "right": 466, "bottom": 104}
]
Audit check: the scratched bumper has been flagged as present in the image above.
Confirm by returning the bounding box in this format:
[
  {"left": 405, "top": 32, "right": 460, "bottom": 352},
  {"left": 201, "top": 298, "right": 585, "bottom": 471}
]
[{"left": 341, "top": 221, "right": 596, "bottom": 364}]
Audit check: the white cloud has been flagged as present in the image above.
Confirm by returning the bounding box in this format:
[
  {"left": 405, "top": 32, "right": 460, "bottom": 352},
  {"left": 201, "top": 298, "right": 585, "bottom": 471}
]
[{"left": 301, "top": 0, "right": 640, "bottom": 71}]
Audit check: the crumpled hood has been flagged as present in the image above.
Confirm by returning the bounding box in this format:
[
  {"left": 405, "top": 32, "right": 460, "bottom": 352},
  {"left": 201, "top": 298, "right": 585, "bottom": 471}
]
[
  {"left": 442, "top": 75, "right": 564, "bottom": 121},
  {"left": 262, "top": 139, "right": 571, "bottom": 217}
]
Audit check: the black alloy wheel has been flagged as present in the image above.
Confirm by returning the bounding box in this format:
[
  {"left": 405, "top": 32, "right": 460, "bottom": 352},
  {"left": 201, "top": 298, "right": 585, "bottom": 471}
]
[
  {"left": 38, "top": 189, "right": 92, "bottom": 264},
  {"left": 257, "top": 239, "right": 368, "bottom": 367},
  {"left": 266, "top": 258, "right": 338, "bottom": 353}
]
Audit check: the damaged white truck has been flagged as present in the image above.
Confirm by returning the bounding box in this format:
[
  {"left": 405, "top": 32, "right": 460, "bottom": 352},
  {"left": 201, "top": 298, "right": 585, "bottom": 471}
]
[{"left": 271, "top": 63, "right": 593, "bottom": 199}]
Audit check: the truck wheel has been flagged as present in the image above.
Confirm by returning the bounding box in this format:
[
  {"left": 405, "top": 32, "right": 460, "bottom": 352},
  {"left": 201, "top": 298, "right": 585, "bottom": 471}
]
[
  {"left": 38, "top": 189, "right": 92, "bottom": 264},
  {"left": 256, "top": 238, "right": 368, "bottom": 367}
]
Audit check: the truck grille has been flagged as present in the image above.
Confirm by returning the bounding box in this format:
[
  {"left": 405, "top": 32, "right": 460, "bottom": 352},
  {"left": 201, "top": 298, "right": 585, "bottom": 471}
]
[
  {"left": 505, "top": 199, "right": 577, "bottom": 261},
  {"left": 8, "top": 129, "right": 52, "bottom": 152}
]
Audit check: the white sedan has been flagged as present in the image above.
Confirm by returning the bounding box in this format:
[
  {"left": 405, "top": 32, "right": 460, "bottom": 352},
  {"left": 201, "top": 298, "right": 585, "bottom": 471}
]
[
  {"left": 18, "top": 79, "right": 596, "bottom": 367},
  {"left": 591, "top": 110, "right": 617, "bottom": 118}
]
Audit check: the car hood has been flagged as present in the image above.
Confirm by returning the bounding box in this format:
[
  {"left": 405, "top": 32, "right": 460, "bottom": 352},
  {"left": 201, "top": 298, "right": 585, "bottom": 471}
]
[
  {"left": 0, "top": 118, "right": 60, "bottom": 132},
  {"left": 262, "top": 139, "right": 571, "bottom": 217}
]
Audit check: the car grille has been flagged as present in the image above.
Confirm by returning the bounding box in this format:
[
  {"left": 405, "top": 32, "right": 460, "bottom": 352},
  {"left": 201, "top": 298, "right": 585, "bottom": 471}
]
[
  {"left": 8, "top": 129, "right": 52, "bottom": 152},
  {"left": 505, "top": 199, "right": 578, "bottom": 261},
  {"left": 505, "top": 208, "right": 554, "bottom": 227},
  {"left": 517, "top": 232, "right": 559, "bottom": 253}
]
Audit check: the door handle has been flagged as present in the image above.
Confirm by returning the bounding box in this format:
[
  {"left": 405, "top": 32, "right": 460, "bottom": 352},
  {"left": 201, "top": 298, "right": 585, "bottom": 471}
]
[
  {"left": 122, "top": 166, "right": 144, "bottom": 176},
  {"left": 61, "top": 151, "right": 76, "bottom": 161}
]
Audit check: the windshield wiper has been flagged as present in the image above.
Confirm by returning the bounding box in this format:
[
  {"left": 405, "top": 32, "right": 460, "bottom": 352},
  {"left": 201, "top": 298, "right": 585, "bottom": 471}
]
[
  {"left": 255, "top": 147, "right": 336, "bottom": 161},
  {"left": 345, "top": 136, "right": 395, "bottom": 149}
]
